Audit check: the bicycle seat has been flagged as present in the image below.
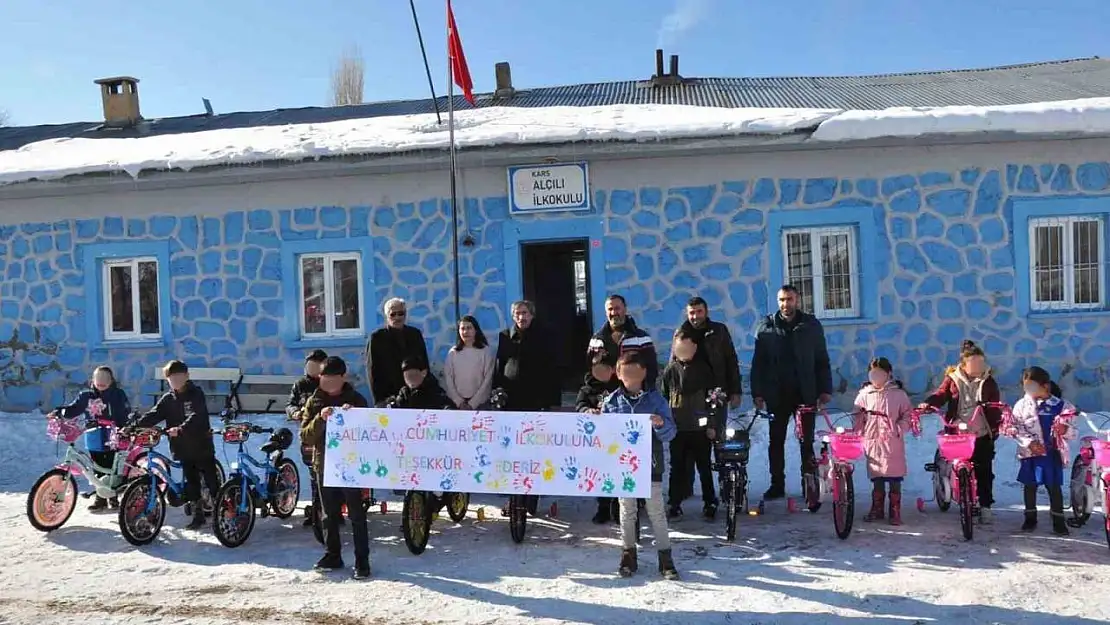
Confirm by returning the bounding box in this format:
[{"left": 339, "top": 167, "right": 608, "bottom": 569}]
[{"left": 259, "top": 427, "right": 294, "bottom": 454}]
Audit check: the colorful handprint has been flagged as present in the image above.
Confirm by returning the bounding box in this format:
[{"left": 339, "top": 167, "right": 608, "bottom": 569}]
[
  {"left": 391, "top": 441, "right": 406, "bottom": 456},
  {"left": 415, "top": 414, "right": 429, "bottom": 428},
  {"left": 619, "top": 450, "right": 640, "bottom": 473},
  {"left": 345, "top": 451, "right": 358, "bottom": 464},
  {"left": 541, "top": 460, "right": 556, "bottom": 481},
  {"left": 576, "top": 415, "right": 597, "bottom": 436},
  {"left": 513, "top": 475, "right": 534, "bottom": 492},
  {"left": 440, "top": 472, "right": 457, "bottom": 491},
  {"left": 474, "top": 445, "right": 491, "bottom": 468},
  {"left": 358, "top": 457, "right": 373, "bottom": 475},
  {"left": 471, "top": 414, "right": 494, "bottom": 431},
  {"left": 375, "top": 413, "right": 386, "bottom": 427},
  {"left": 473, "top": 470, "right": 485, "bottom": 484},
  {"left": 499, "top": 425, "right": 514, "bottom": 449},
  {"left": 578, "top": 467, "right": 599, "bottom": 492},
  {"left": 401, "top": 472, "right": 420, "bottom": 487},
  {"left": 621, "top": 472, "right": 636, "bottom": 493},
  {"left": 333, "top": 411, "right": 345, "bottom": 426},
  {"left": 601, "top": 474, "right": 616, "bottom": 494},
  {"left": 623, "top": 420, "right": 642, "bottom": 445},
  {"left": 520, "top": 418, "right": 546, "bottom": 434},
  {"left": 489, "top": 475, "right": 507, "bottom": 491},
  {"left": 327, "top": 433, "right": 341, "bottom": 449},
  {"left": 374, "top": 460, "right": 389, "bottom": 478},
  {"left": 606, "top": 442, "right": 620, "bottom": 455},
  {"left": 560, "top": 456, "right": 579, "bottom": 480}
]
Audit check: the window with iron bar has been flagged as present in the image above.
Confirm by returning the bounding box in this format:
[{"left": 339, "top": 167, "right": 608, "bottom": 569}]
[
  {"left": 782, "top": 226, "right": 859, "bottom": 319},
  {"left": 1029, "top": 216, "right": 1104, "bottom": 311}
]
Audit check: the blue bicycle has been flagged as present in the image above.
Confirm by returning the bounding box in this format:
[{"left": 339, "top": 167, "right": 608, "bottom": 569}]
[
  {"left": 211, "top": 420, "right": 300, "bottom": 548},
  {"left": 116, "top": 426, "right": 227, "bottom": 546}
]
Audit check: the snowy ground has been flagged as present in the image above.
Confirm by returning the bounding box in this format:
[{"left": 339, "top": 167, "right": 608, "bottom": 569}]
[{"left": 2, "top": 410, "right": 1109, "bottom": 625}]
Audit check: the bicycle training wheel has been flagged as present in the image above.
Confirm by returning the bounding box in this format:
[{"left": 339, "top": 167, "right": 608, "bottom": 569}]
[{"left": 933, "top": 449, "right": 951, "bottom": 512}]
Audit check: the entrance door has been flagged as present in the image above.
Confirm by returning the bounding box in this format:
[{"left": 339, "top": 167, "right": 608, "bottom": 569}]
[{"left": 521, "top": 239, "right": 592, "bottom": 394}]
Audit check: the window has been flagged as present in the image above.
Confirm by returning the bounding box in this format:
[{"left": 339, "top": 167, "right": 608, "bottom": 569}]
[
  {"left": 573, "top": 257, "right": 588, "bottom": 315},
  {"left": 102, "top": 257, "right": 161, "bottom": 340},
  {"left": 782, "top": 226, "right": 859, "bottom": 319},
  {"left": 1029, "top": 216, "right": 1103, "bottom": 311},
  {"left": 299, "top": 253, "right": 363, "bottom": 337}
]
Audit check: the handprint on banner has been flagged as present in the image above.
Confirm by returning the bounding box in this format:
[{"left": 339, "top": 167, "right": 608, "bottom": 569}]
[
  {"left": 622, "top": 420, "right": 642, "bottom": 445},
  {"left": 471, "top": 414, "right": 494, "bottom": 432},
  {"left": 415, "top": 414, "right": 429, "bottom": 428},
  {"left": 401, "top": 472, "right": 421, "bottom": 487},
  {"left": 333, "top": 411, "right": 345, "bottom": 426},
  {"left": 337, "top": 463, "right": 356, "bottom": 485},
  {"left": 375, "top": 460, "right": 389, "bottom": 478},
  {"left": 327, "top": 433, "right": 341, "bottom": 449},
  {"left": 621, "top": 472, "right": 636, "bottom": 493},
  {"left": 576, "top": 416, "right": 597, "bottom": 436},
  {"left": 578, "top": 468, "right": 599, "bottom": 493},
  {"left": 474, "top": 445, "right": 491, "bottom": 468},
  {"left": 499, "top": 425, "right": 514, "bottom": 449},
  {"left": 606, "top": 442, "right": 620, "bottom": 455},
  {"left": 619, "top": 450, "right": 640, "bottom": 473},
  {"left": 345, "top": 451, "right": 358, "bottom": 465},
  {"left": 375, "top": 413, "right": 387, "bottom": 427},
  {"left": 489, "top": 475, "right": 507, "bottom": 491},
  {"left": 560, "top": 456, "right": 579, "bottom": 481},
  {"left": 391, "top": 441, "right": 406, "bottom": 456},
  {"left": 541, "top": 460, "right": 556, "bottom": 481},
  {"left": 440, "top": 472, "right": 457, "bottom": 491},
  {"left": 601, "top": 474, "right": 616, "bottom": 494},
  {"left": 520, "top": 418, "right": 546, "bottom": 434},
  {"left": 513, "top": 475, "right": 534, "bottom": 492},
  {"left": 358, "top": 457, "right": 373, "bottom": 475},
  {"left": 473, "top": 470, "right": 485, "bottom": 484}
]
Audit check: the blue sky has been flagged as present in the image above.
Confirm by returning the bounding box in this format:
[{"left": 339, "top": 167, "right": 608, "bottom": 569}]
[{"left": 2, "top": 0, "right": 1107, "bottom": 126}]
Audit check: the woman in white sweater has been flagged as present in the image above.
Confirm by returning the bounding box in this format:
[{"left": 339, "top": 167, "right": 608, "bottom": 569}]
[{"left": 444, "top": 315, "right": 496, "bottom": 409}]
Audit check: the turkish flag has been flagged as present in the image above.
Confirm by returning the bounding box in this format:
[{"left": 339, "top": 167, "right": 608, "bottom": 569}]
[{"left": 447, "top": 0, "right": 475, "bottom": 106}]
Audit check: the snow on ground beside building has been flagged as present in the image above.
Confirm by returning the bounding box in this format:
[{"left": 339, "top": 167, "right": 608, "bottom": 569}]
[
  {"left": 3, "top": 410, "right": 1110, "bottom": 625},
  {"left": 5, "top": 98, "right": 1110, "bottom": 186}
]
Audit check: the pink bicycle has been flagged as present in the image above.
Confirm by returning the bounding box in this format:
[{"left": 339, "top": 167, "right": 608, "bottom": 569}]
[
  {"left": 813, "top": 411, "right": 864, "bottom": 539},
  {"left": 793, "top": 404, "right": 823, "bottom": 513},
  {"left": 1068, "top": 412, "right": 1110, "bottom": 545}
]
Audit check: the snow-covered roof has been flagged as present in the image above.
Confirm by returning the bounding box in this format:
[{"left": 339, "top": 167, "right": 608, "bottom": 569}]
[{"left": 2, "top": 98, "right": 1110, "bottom": 187}]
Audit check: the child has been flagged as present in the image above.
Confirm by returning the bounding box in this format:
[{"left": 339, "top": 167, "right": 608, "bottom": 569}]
[
  {"left": 1007, "top": 367, "right": 1075, "bottom": 535},
  {"left": 287, "top": 349, "right": 327, "bottom": 527},
  {"left": 660, "top": 328, "right": 717, "bottom": 520},
  {"left": 138, "top": 360, "right": 221, "bottom": 529},
  {"left": 390, "top": 356, "right": 453, "bottom": 410},
  {"left": 577, "top": 350, "right": 621, "bottom": 524},
  {"left": 300, "top": 356, "right": 372, "bottom": 578},
  {"left": 854, "top": 357, "right": 913, "bottom": 525},
  {"left": 920, "top": 340, "right": 1002, "bottom": 524},
  {"left": 602, "top": 351, "right": 679, "bottom": 580},
  {"left": 54, "top": 366, "right": 131, "bottom": 510}
]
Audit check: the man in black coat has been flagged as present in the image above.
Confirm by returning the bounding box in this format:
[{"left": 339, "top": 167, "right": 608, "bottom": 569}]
[
  {"left": 367, "top": 297, "right": 428, "bottom": 405},
  {"left": 749, "top": 285, "right": 833, "bottom": 501},
  {"left": 138, "top": 360, "right": 221, "bottom": 529},
  {"left": 588, "top": 294, "right": 658, "bottom": 389},
  {"left": 494, "top": 300, "right": 560, "bottom": 412},
  {"left": 676, "top": 296, "right": 743, "bottom": 408}
]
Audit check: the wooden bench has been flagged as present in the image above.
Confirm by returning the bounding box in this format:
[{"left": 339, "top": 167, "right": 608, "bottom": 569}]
[
  {"left": 238, "top": 374, "right": 301, "bottom": 414},
  {"left": 150, "top": 367, "right": 243, "bottom": 414}
]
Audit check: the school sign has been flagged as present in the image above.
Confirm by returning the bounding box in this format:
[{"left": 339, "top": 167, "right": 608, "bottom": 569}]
[{"left": 321, "top": 408, "right": 653, "bottom": 498}]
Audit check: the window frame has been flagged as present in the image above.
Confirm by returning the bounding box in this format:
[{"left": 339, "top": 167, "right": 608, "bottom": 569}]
[
  {"left": 81, "top": 240, "right": 173, "bottom": 349},
  {"left": 101, "top": 256, "right": 162, "bottom": 341},
  {"left": 781, "top": 225, "right": 861, "bottom": 319},
  {"left": 279, "top": 236, "right": 375, "bottom": 349},
  {"left": 1027, "top": 215, "right": 1105, "bottom": 312},
  {"left": 297, "top": 251, "right": 365, "bottom": 339}
]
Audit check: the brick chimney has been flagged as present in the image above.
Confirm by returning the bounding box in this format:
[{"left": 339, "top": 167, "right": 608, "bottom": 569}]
[
  {"left": 494, "top": 62, "right": 516, "bottom": 100},
  {"left": 94, "top": 76, "right": 142, "bottom": 127}
]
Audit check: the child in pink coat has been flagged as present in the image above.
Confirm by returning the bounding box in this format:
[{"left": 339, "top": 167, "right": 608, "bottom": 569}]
[{"left": 853, "top": 357, "right": 914, "bottom": 525}]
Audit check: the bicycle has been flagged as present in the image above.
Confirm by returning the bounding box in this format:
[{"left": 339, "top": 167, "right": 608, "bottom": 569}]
[
  {"left": 712, "top": 390, "right": 771, "bottom": 541},
  {"left": 27, "top": 412, "right": 155, "bottom": 532},
  {"left": 792, "top": 404, "right": 823, "bottom": 513},
  {"left": 1068, "top": 412, "right": 1110, "bottom": 532},
  {"left": 811, "top": 411, "right": 863, "bottom": 539},
  {"left": 116, "top": 425, "right": 227, "bottom": 546},
  {"left": 211, "top": 420, "right": 300, "bottom": 548}
]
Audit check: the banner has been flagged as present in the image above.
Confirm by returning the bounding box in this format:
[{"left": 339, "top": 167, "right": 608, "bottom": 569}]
[{"left": 321, "top": 408, "right": 654, "bottom": 498}]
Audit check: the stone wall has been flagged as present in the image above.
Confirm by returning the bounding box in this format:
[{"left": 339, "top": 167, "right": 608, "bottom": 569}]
[{"left": 4, "top": 145, "right": 1110, "bottom": 412}]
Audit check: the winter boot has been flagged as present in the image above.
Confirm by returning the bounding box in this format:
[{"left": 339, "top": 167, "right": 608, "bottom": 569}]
[
  {"left": 658, "top": 549, "right": 679, "bottom": 580},
  {"left": 703, "top": 500, "right": 718, "bottom": 521},
  {"left": 353, "top": 559, "right": 372, "bottom": 580},
  {"left": 314, "top": 554, "right": 344, "bottom": 570},
  {"left": 1048, "top": 486, "right": 1069, "bottom": 536},
  {"left": 666, "top": 504, "right": 683, "bottom": 520},
  {"left": 763, "top": 484, "right": 785, "bottom": 501},
  {"left": 863, "top": 485, "right": 885, "bottom": 522},
  {"left": 185, "top": 504, "right": 207, "bottom": 530},
  {"left": 618, "top": 548, "right": 638, "bottom": 577},
  {"left": 1021, "top": 485, "right": 1038, "bottom": 532},
  {"left": 108, "top": 496, "right": 119, "bottom": 510},
  {"left": 888, "top": 491, "right": 903, "bottom": 526},
  {"left": 88, "top": 496, "right": 108, "bottom": 512},
  {"left": 592, "top": 499, "right": 611, "bottom": 524}
]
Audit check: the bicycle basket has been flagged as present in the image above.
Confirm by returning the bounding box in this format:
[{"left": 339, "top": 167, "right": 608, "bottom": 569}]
[
  {"left": 716, "top": 432, "right": 751, "bottom": 463},
  {"left": 108, "top": 428, "right": 131, "bottom": 451},
  {"left": 132, "top": 428, "right": 162, "bottom": 449},
  {"left": 937, "top": 432, "right": 976, "bottom": 462},
  {"left": 46, "top": 417, "right": 83, "bottom": 444},
  {"left": 223, "top": 424, "right": 250, "bottom": 444},
  {"left": 829, "top": 432, "right": 864, "bottom": 461},
  {"left": 1092, "top": 439, "right": 1110, "bottom": 466}
]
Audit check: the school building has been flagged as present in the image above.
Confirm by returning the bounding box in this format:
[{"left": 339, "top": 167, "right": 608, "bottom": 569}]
[{"left": 3, "top": 54, "right": 1110, "bottom": 412}]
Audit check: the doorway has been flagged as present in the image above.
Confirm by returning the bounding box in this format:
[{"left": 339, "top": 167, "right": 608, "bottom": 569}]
[{"left": 521, "top": 239, "right": 592, "bottom": 393}]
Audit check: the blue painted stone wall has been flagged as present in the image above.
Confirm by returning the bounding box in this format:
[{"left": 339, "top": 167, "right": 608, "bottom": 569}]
[{"left": 3, "top": 158, "right": 1110, "bottom": 411}]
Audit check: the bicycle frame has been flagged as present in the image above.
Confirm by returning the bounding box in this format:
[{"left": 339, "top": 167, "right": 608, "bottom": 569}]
[
  {"left": 227, "top": 443, "right": 280, "bottom": 513},
  {"left": 1072, "top": 413, "right": 1110, "bottom": 516},
  {"left": 815, "top": 411, "right": 860, "bottom": 506},
  {"left": 50, "top": 417, "right": 147, "bottom": 498},
  {"left": 136, "top": 447, "right": 190, "bottom": 513}
]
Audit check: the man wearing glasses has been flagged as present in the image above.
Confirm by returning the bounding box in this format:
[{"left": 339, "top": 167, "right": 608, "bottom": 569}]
[{"left": 367, "top": 298, "right": 429, "bottom": 405}]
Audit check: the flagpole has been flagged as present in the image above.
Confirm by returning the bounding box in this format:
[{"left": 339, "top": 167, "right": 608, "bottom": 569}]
[
  {"left": 409, "top": 0, "right": 441, "bottom": 125},
  {"left": 446, "top": 0, "right": 462, "bottom": 324}
]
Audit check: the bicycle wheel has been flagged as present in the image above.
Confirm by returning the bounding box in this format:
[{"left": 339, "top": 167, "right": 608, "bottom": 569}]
[
  {"left": 833, "top": 467, "right": 854, "bottom": 540},
  {"left": 118, "top": 478, "right": 167, "bottom": 546},
  {"left": 446, "top": 492, "right": 470, "bottom": 522},
  {"left": 268, "top": 459, "right": 300, "bottom": 519},
  {"left": 933, "top": 449, "right": 951, "bottom": 512},
  {"left": 957, "top": 467, "right": 974, "bottom": 541},
  {"left": 27, "top": 469, "right": 78, "bottom": 532},
  {"left": 1069, "top": 458, "right": 1091, "bottom": 527},
  {"left": 213, "top": 480, "right": 256, "bottom": 548},
  {"left": 402, "top": 491, "right": 432, "bottom": 555},
  {"left": 509, "top": 494, "right": 527, "bottom": 544}
]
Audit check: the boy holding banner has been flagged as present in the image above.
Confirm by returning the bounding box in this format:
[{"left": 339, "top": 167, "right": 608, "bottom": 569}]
[
  {"left": 299, "top": 357, "right": 372, "bottom": 579},
  {"left": 603, "top": 351, "right": 680, "bottom": 580}
]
